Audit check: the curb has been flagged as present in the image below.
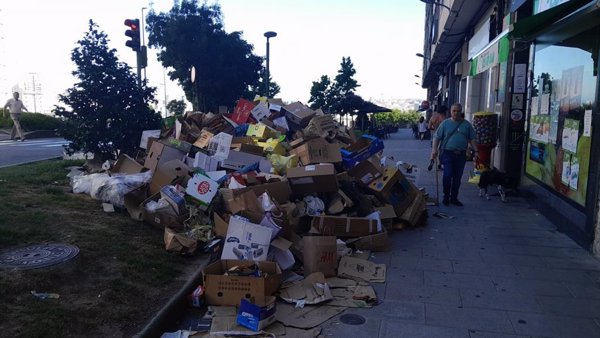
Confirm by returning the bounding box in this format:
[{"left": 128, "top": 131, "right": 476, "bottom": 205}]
[
  {"left": 0, "top": 130, "right": 59, "bottom": 141},
  {"left": 134, "top": 256, "right": 209, "bottom": 338}
]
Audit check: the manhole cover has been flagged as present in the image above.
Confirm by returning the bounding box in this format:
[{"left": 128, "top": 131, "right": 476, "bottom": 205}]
[
  {"left": 339, "top": 314, "right": 366, "bottom": 325},
  {"left": 0, "top": 243, "right": 79, "bottom": 270}
]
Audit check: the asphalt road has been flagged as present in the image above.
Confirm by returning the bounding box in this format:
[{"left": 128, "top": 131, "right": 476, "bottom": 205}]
[{"left": 0, "top": 138, "right": 70, "bottom": 168}]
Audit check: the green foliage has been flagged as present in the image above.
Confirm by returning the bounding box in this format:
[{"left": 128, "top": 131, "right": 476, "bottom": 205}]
[
  {"left": 0, "top": 112, "right": 65, "bottom": 131},
  {"left": 53, "top": 20, "right": 161, "bottom": 160},
  {"left": 308, "top": 56, "right": 360, "bottom": 113},
  {"left": 147, "top": 1, "right": 264, "bottom": 112},
  {"left": 373, "top": 109, "right": 421, "bottom": 125},
  {"left": 166, "top": 99, "right": 187, "bottom": 116},
  {"left": 245, "top": 67, "right": 281, "bottom": 99}
]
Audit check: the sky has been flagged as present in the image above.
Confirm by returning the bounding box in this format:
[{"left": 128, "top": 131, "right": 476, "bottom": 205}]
[{"left": 0, "top": 0, "right": 426, "bottom": 114}]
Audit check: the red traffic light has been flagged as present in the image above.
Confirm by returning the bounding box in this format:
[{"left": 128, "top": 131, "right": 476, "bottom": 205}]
[
  {"left": 124, "top": 19, "right": 139, "bottom": 31},
  {"left": 124, "top": 18, "right": 141, "bottom": 52}
]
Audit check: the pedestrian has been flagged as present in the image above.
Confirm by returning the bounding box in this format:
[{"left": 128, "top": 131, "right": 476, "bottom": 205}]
[
  {"left": 417, "top": 116, "right": 428, "bottom": 140},
  {"left": 3, "top": 92, "right": 28, "bottom": 141},
  {"left": 430, "top": 103, "right": 477, "bottom": 206},
  {"left": 428, "top": 105, "right": 447, "bottom": 133}
]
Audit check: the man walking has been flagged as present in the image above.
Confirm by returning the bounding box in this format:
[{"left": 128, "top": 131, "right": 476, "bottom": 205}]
[
  {"left": 431, "top": 103, "right": 477, "bottom": 206},
  {"left": 3, "top": 92, "right": 28, "bottom": 141}
]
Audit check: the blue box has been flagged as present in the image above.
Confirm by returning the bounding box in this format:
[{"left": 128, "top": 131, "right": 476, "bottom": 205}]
[
  {"left": 341, "top": 135, "right": 384, "bottom": 169},
  {"left": 236, "top": 296, "right": 276, "bottom": 331}
]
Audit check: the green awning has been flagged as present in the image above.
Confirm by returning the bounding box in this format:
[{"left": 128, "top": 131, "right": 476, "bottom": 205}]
[
  {"left": 469, "top": 34, "right": 510, "bottom": 76},
  {"left": 509, "top": 0, "right": 589, "bottom": 41}
]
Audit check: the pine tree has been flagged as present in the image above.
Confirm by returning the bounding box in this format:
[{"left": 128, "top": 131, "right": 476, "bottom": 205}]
[{"left": 54, "top": 20, "right": 161, "bottom": 160}]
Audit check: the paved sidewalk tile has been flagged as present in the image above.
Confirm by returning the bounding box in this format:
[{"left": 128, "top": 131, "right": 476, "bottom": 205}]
[
  {"left": 348, "top": 300, "right": 426, "bottom": 323},
  {"left": 536, "top": 295, "right": 600, "bottom": 318},
  {"left": 379, "top": 321, "right": 469, "bottom": 338},
  {"left": 424, "top": 270, "right": 496, "bottom": 290},
  {"left": 468, "top": 331, "right": 542, "bottom": 338},
  {"left": 490, "top": 276, "right": 572, "bottom": 296},
  {"left": 320, "top": 317, "right": 382, "bottom": 338},
  {"left": 452, "top": 261, "right": 520, "bottom": 278},
  {"left": 513, "top": 266, "right": 595, "bottom": 283},
  {"left": 425, "top": 303, "right": 514, "bottom": 333},
  {"left": 460, "top": 288, "right": 542, "bottom": 312},
  {"left": 390, "top": 256, "right": 454, "bottom": 272},
  {"left": 507, "top": 311, "right": 600, "bottom": 337},
  {"left": 386, "top": 284, "right": 461, "bottom": 306},
  {"left": 564, "top": 282, "right": 600, "bottom": 299},
  {"left": 386, "top": 266, "right": 425, "bottom": 284}
]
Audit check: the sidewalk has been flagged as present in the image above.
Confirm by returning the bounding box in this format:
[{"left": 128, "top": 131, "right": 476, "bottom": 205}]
[{"left": 321, "top": 128, "right": 600, "bottom": 338}]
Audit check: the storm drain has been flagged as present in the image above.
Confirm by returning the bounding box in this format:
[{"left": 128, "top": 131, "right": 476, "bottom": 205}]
[
  {"left": 0, "top": 243, "right": 79, "bottom": 270},
  {"left": 339, "top": 314, "right": 366, "bottom": 325}
]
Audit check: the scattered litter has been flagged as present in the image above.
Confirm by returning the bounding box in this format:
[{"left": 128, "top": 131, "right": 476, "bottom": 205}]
[
  {"left": 433, "top": 212, "right": 455, "bottom": 219},
  {"left": 102, "top": 203, "right": 115, "bottom": 213},
  {"left": 30, "top": 291, "right": 60, "bottom": 300}
]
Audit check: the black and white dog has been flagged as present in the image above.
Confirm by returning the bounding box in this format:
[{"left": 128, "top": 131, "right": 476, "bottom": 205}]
[{"left": 478, "top": 168, "right": 512, "bottom": 202}]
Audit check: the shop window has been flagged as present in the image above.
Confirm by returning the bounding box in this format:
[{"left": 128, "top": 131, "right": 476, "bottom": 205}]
[{"left": 525, "top": 27, "right": 598, "bottom": 207}]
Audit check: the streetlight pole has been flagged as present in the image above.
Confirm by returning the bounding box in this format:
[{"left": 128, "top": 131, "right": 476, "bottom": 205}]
[{"left": 263, "top": 31, "right": 277, "bottom": 98}]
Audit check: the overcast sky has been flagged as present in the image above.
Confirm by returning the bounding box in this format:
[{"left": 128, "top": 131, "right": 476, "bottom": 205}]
[{"left": 0, "top": 0, "right": 426, "bottom": 114}]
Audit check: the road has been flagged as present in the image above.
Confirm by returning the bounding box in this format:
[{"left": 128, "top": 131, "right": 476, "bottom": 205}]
[{"left": 0, "top": 138, "right": 70, "bottom": 168}]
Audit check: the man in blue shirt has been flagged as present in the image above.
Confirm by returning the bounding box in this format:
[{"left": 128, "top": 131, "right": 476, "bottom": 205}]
[{"left": 431, "top": 103, "right": 477, "bottom": 206}]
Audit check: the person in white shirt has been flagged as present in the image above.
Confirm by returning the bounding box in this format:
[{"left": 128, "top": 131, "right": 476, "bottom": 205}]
[
  {"left": 3, "top": 92, "right": 28, "bottom": 141},
  {"left": 418, "top": 116, "right": 428, "bottom": 140}
]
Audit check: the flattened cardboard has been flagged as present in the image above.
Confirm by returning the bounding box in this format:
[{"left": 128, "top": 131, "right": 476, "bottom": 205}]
[
  {"left": 235, "top": 180, "right": 291, "bottom": 205},
  {"left": 286, "top": 164, "right": 338, "bottom": 195},
  {"left": 142, "top": 192, "right": 188, "bottom": 229},
  {"left": 186, "top": 152, "right": 219, "bottom": 172},
  {"left": 251, "top": 102, "right": 270, "bottom": 122},
  {"left": 337, "top": 256, "right": 386, "bottom": 283},
  {"left": 193, "top": 129, "right": 214, "bottom": 149},
  {"left": 221, "top": 217, "right": 272, "bottom": 261},
  {"left": 240, "top": 143, "right": 264, "bottom": 156},
  {"left": 112, "top": 153, "right": 144, "bottom": 174},
  {"left": 123, "top": 184, "right": 148, "bottom": 221},
  {"left": 202, "top": 259, "right": 281, "bottom": 306},
  {"left": 275, "top": 302, "right": 346, "bottom": 329},
  {"left": 329, "top": 285, "right": 377, "bottom": 308},
  {"left": 279, "top": 272, "right": 333, "bottom": 305},
  {"left": 311, "top": 215, "right": 381, "bottom": 238},
  {"left": 220, "top": 150, "right": 265, "bottom": 171},
  {"left": 139, "top": 129, "right": 161, "bottom": 150},
  {"left": 289, "top": 138, "right": 342, "bottom": 165},
  {"left": 213, "top": 213, "right": 229, "bottom": 237}
]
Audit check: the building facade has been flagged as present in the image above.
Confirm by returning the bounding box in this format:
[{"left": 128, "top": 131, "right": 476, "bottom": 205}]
[{"left": 420, "top": 0, "right": 600, "bottom": 254}]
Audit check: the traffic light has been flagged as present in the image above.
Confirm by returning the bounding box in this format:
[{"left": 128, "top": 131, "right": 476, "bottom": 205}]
[{"left": 124, "top": 19, "right": 140, "bottom": 52}]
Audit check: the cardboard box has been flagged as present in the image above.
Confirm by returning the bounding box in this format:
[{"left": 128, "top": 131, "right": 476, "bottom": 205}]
[
  {"left": 398, "top": 192, "right": 426, "bottom": 227},
  {"left": 112, "top": 153, "right": 144, "bottom": 174},
  {"left": 231, "top": 99, "right": 255, "bottom": 124},
  {"left": 240, "top": 143, "right": 264, "bottom": 156},
  {"left": 202, "top": 259, "right": 282, "bottom": 306},
  {"left": 246, "top": 124, "right": 277, "bottom": 140},
  {"left": 347, "top": 156, "right": 383, "bottom": 185},
  {"left": 340, "top": 135, "right": 384, "bottom": 169},
  {"left": 302, "top": 236, "right": 337, "bottom": 277},
  {"left": 160, "top": 185, "right": 186, "bottom": 215},
  {"left": 256, "top": 139, "right": 285, "bottom": 156},
  {"left": 164, "top": 227, "right": 197, "bottom": 254},
  {"left": 193, "top": 129, "right": 215, "bottom": 149},
  {"left": 123, "top": 184, "right": 148, "bottom": 221},
  {"left": 283, "top": 102, "right": 316, "bottom": 127},
  {"left": 220, "top": 150, "right": 265, "bottom": 171},
  {"left": 311, "top": 215, "right": 381, "bottom": 238},
  {"left": 286, "top": 164, "right": 339, "bottom": 195},
  {"left": 186, "top": 173, "right": 219, "bottom": 205},
  {"left": 289, "top": 138, "right": 342, "bottom": 165},
  {"left": 236, "top": 180, "right": 292, "bottom": 205},
  {"left": 185, "top": 152, "right": 220, "bottom": 172},
  {"left": 144, "top": 141, "right": 187, "bottom": 172},
  {"left": 237, "top": 296, "right": 277, "bottom": 332},
  {"left": 213, "top": 213, "right": 230, "bottom": 237},
  {"left": 368, "top": 167, "right": 418, "bottom": 216},
  {"left": 207, "top": 132, "right": 233, "bottom": 160},
  {"left": 222, "top": 217, "right": 272, "bottom": 261},
  {"left": 231, "top": 136, "right": 255, "bottom": 149},
  {"left": 149, "top": 159, "right": 190, "bottom": 195},
  {"left": 141, "top": 192, "right": 188, "bottom": 229}
]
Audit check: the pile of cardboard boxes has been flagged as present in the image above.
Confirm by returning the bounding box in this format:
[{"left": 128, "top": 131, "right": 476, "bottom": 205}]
[{"left": 76, "top": 97, "right": 427, "bottom": 336}]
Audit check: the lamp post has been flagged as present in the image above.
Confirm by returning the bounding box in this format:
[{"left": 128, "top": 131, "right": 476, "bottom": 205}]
[{"left": 264, "top": 31, "right": 277, "bottom": 98}]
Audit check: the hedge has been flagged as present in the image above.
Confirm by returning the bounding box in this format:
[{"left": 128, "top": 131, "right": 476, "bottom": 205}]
[{"left": 0, "top": 110, "right": 65, "bottom": 131}]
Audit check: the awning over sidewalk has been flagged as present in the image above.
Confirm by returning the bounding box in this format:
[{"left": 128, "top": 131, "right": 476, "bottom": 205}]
[{"left": 509, "top": 0, "right": 591, "bottom": 41}]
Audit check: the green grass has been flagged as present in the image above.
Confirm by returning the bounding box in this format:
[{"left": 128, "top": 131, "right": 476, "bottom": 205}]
[{"left": 0, "top": 159, "right": 199, "bottom": 337}]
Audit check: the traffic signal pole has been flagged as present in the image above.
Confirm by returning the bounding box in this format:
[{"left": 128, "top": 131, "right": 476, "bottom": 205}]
[{"left": 124, "top": 18, "right": 146, "bottom": 87}]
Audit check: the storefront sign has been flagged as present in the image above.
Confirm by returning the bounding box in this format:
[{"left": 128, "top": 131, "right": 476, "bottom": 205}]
[
  {"left": 534, "top": 0, "right": 570, "bottom": 14},
  {"left": 470, "top": 34, "right": 510, "bottom": 76}
]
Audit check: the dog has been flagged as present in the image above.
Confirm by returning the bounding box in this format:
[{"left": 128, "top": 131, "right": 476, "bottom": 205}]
[{"left": 478, "top": 168, "right": 512, "bottom": 202}]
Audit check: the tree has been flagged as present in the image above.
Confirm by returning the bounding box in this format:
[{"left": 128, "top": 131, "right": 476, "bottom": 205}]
[
  {"left": 53, "top": 20, "right": 161, "bottom": 160},
  {"left": 246, "top": 67, "right": 281, "bottom": 99},
  {"left": 307, "top": 56, "right": 360, "bottom": 113},
  {"left": 146, "top": 1, "right": 263, "bottom": 112},
  {"left": 308, "top": 75, "right": 331, "bottom": 110},
  {"left": 167, "top": 99, "right": 187, "bottom": 116}
]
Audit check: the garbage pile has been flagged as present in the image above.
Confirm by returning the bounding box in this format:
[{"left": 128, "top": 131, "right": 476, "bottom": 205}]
[{"left": 70, "top": 97, "right": 427, "bottom": 337}]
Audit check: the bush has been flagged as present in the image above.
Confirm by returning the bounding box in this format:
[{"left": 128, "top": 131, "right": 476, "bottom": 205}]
[
  {"left": 0, "top": 110, "right": 65, "bottom": 131},
  {"left": 374, "top": 109, "right": 421, "bottom": 126}
]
